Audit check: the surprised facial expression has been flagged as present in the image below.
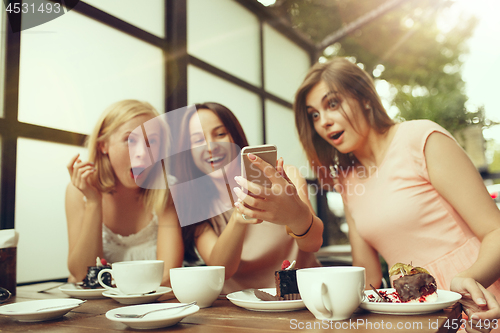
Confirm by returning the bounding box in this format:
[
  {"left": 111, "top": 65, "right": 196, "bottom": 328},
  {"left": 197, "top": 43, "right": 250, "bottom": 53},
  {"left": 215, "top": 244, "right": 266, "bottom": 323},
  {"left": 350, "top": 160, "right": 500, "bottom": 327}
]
[{"left": 305, "top": 80, "right": 370, "bottom": 155}]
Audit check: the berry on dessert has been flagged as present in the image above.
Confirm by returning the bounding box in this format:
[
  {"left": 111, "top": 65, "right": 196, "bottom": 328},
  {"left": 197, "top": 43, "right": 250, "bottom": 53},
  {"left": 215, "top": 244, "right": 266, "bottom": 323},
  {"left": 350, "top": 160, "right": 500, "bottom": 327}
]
[
  {"left": 82, "top": 257, "right": 112, "bottom": 289},
  {"left": 281, "top": 260, "right": 291, "bottom": 270}
]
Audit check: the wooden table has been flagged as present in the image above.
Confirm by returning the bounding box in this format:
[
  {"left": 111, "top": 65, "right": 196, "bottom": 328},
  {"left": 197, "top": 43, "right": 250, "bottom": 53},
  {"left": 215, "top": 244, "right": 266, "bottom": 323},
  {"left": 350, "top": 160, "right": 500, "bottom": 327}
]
[{"left": 0, "top": 282, "right": 462, "bottom": 332}]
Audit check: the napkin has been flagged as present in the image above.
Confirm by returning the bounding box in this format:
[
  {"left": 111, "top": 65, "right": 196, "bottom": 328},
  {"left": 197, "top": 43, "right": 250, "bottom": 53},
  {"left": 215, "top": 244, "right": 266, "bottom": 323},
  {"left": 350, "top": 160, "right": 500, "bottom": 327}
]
[{"left": 0, "top": 229, "right": 19, "bottom": 248}]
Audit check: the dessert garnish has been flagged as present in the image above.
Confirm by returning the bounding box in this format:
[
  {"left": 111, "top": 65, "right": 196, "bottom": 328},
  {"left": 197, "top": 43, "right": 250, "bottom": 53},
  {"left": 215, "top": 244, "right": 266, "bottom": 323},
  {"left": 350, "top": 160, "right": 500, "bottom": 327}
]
[
  {"left": 367, "top": 263, "right": 437, "bottom": 304},
  {"left": 369, "top": 284, "right": 388, "bottom": 302}
]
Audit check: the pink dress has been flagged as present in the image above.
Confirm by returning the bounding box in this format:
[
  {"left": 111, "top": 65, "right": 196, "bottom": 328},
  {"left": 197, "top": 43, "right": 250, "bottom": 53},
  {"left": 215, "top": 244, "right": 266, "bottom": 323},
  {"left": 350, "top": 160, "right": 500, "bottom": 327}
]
[
  {"left": 210, "top": 209, "right": 320, "bottom": 294},
  {"left": 340, "top": 120, "right": 500, "bottom": 298}
]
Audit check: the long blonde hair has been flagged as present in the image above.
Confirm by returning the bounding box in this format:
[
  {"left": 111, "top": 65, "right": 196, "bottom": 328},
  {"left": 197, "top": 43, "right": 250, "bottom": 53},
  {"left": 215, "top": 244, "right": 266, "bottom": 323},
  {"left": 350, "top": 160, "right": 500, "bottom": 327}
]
[
  {"left": 294, "top": 58, "right": 394, "bottom": 187},
  {"left": 86, "top": 100, "right": 170, "bottom": 212}
]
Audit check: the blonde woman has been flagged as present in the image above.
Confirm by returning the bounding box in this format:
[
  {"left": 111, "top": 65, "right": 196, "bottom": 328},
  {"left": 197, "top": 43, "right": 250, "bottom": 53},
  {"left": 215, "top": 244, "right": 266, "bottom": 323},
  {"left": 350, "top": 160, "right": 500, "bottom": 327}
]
[{"left": 65, "top": 100, "right": 182, "bottom": 286}]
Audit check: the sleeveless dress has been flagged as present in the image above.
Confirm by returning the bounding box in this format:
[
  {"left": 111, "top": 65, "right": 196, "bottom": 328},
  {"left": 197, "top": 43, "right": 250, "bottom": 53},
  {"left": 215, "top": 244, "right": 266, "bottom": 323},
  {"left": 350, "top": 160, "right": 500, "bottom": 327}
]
[
  {"left": 209, "top": 208, "right": 321, "bottom": 294},
  {"left": 340, "top": 120, "right": 500, "bottom": 300}
]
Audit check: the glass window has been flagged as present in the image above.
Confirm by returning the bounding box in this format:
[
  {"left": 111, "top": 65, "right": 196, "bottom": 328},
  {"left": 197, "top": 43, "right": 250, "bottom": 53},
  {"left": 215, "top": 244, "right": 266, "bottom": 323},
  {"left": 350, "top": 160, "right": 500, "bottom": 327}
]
[
  {"left": 18, "top": 9, "right": 164, "bottom": 135},
  {"left": 15, "top": 138, "right": 83, "bottom": 283},
  {"left": 263, "top": 24, "right": 311, "bottom": 103},
  {"left": 265, "top": 100, "right": 311, "bottom": 178},
  {"left": 187, "top": 0, "right": 260, "bottom": 87},
  {"left": 188, "top": 65, "right": 262, "bottom": 146},
  {"left": 82, "top": 0, "right": 165, "bottom": 38}
]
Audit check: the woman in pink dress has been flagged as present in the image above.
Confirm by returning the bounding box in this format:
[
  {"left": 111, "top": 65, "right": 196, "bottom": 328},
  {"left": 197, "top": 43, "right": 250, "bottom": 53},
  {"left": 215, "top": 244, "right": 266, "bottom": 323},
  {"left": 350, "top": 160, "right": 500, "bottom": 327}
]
[{"left": 293, "top": 58, "right": 500, "bottom": 332}]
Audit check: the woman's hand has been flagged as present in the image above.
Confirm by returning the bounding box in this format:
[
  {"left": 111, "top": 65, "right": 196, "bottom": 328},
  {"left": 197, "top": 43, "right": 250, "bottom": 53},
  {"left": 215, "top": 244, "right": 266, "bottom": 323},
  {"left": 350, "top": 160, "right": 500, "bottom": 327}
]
[
  {"left": 233, "top": 153, "right": 310, "bottom": 228},
  {"left": 67, "top": 154, "right": 101, "bottom": 202},
  {"left": 451, "top": 276, "right": 500, "bottom": 333}
]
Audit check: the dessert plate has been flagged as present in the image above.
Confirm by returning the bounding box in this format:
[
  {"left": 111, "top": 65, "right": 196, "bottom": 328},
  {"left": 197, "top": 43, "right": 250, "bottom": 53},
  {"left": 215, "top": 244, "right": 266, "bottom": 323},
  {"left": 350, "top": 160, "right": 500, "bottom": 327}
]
[
  {"left": 105, "top": 302, "right": 199, "bottom": 329},
  {"left": 360, "top": 289, "right": 461, "bottom": 315},
  {"left": 59, "top": 284, "right": 106, "bottom": 299},
  {"left": 0, "top": 298, "right": 85, "bottom": 322},
  {"left": 103, "top": 286, "right": 172, "bottom": 305},
  {"left": 226, "top": 288, "right": 305, "bottom": 312}
]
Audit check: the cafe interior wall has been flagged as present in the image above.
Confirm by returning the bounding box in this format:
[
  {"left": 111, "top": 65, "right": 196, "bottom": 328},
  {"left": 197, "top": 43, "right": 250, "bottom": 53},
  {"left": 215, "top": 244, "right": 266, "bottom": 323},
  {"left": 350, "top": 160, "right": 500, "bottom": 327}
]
[{"left": 0, "top": 0, "right": 317, "bottom": 283}]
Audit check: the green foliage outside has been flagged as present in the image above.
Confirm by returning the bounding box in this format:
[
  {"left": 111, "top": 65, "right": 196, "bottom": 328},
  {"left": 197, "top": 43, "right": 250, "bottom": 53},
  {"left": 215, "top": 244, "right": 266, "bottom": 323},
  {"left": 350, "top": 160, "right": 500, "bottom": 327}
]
[{"left": 267, "top": 0, "right": 493, "bottom": 135}]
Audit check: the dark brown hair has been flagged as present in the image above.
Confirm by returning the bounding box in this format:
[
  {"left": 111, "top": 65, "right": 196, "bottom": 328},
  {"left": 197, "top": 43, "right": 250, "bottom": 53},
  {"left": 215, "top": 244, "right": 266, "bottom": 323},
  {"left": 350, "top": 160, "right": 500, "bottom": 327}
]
[
  {"left": 173, "top": 103, "right": 249, "bottom": 262},
  {"left": 294, "top": 58, "right": 394, "bottom": 187}
]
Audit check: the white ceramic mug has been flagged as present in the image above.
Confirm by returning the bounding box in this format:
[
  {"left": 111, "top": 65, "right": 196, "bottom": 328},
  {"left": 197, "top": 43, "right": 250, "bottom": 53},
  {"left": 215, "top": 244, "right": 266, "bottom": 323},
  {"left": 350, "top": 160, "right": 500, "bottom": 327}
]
[
  {"left": 97, "top": 260, "right": 164, "bottom": 295},
  {"left": 170, "top": 266, "right": 224, "bottom": 308},
  {"left": 297, "top": 266, "right": 365, "bottom": 321}
]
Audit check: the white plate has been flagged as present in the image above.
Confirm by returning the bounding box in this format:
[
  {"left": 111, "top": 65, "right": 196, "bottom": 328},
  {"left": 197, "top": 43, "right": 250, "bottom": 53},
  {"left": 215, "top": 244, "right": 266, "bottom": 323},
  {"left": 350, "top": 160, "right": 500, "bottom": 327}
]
[
  {"left": 103, "top": 286, "right": 172, "bottom": 305},
  {"left": 360, "top": 289, "right": 461, "bottom": 315},
  {"left": 59, "top": 284, "right": 106, "bottom": 299},
  {"left": 105, "top": 302, "right": 199, "bottom": 329},
  {"left": 0, "top": 298, "right": 85, "bottom": 322},
  {"left": 226, "top": 288, "right": 305, "bottom": 312}
]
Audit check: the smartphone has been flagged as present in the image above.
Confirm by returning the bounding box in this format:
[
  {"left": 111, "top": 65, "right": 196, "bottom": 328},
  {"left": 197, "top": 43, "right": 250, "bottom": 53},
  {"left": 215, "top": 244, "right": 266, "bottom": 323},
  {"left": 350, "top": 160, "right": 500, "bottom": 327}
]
[{"left": 241, "top": 144, "right": 277, "bottom": 188}]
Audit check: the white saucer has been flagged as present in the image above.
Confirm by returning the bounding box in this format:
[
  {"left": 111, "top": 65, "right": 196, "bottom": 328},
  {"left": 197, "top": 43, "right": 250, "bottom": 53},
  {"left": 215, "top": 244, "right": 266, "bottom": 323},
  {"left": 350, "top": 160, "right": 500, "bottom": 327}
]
[
  {"left": 105, "top": 302, "right": 199, "bottom": 329},
  {"left": 59, "top": 284, "right": 106, "bottom": 299},
  {"left": 360, "top": 289, "right": 462, "bottom": 315},
  {"left": 103, "top": 287, "right": 172, "bottom": 305},
  {"left": 0, "top": 299, "right": 85, "bottom": 322},
  {"left": 226, "top": 288, "right": 305, "bottom": 312}
]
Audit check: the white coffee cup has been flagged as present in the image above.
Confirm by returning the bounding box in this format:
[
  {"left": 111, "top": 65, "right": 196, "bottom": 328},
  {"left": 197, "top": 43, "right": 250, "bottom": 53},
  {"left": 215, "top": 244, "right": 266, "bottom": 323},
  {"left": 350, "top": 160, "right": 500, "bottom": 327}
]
[
  {"left": 170, "top": 266, "right": 224, "bottom": 308},
  {"left": 97, "top": 260, "right": 164, "bottom": 295},
  {"left": 297, "top": 266, "right": 365, "bottom": 321}
]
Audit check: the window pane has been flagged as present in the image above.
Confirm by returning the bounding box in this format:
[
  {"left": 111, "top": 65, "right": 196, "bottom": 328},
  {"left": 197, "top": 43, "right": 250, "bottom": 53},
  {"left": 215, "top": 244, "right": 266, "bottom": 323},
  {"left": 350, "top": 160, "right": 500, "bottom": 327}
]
[
  {"left": 187, "top": 0, "right": 260, "bottom": 87},
  {"left": 83, "top": 0, "right": 165, "bottom": 38},
  {"left": 188, "top": 65, "right": 262, "bottom": 146},
  {"left": 19, "top": 10, "right": 164, "bottom": 135},
  {"left": 265, "top": 100, "right": 311, "bottom": 177},
  {"left": 263, "top": 24, "right": 311, "bottom": 103},
  {"left": 16, "top": 139, "right": 83, "bottom": 283}
]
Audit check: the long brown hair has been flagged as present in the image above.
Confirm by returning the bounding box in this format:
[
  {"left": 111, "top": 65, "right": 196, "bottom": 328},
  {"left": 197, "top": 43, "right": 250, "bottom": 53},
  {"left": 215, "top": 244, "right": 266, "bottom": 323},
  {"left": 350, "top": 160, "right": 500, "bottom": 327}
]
[
  {"left": 294, "top": 58, "right": 394, "bottom": 187},
  {"left": 173, "top": 103, "right": 249, "bottom": 262}
]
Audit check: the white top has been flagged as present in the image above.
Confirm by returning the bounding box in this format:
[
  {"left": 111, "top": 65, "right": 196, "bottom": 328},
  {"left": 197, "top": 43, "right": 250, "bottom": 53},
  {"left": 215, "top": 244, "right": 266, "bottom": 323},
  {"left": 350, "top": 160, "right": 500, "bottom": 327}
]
[
  {"left": 83, "top": 193, "right": 161, "bottom": 264},
  {"left": 102, "top": 212, "right": 158, "bottom": 264}
]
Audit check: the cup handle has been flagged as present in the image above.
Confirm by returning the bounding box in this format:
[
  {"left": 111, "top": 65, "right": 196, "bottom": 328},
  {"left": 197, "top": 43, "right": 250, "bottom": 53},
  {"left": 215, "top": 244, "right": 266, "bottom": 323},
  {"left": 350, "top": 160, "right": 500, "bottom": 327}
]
[
  {"left": 97, "top": 268, "right": 119, "bottom": 293},
  {"left": 311, "top": 282, "right": 333, "bottom": 317}
]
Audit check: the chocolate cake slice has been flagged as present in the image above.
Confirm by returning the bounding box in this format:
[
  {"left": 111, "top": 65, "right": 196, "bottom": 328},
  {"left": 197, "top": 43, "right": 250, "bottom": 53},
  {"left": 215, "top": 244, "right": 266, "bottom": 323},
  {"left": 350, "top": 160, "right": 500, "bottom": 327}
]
[
  {"left": 393, "top": 272, "right": 437, "bottom": 302},
  {"left": 82, "top": 257, "right": 112, "bottom": 289},
  {"left": 274, "top": 260, "right": 301, "bottom": 300},
  {"left": 389, "top": 263, "right": 438, "bottom": 303}
]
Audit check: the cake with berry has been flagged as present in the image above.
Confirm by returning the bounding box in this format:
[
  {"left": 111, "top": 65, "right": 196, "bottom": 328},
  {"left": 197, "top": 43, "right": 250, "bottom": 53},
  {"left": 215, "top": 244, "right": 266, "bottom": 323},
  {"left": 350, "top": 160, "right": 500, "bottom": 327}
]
[
  {"left": 390, "top": 263, "right": 437, "bottom": 303},
  {"left": 368, "top": 263, "right": 438, "bottom": 303},
  {"left": 81, "top": 257, "right": 112, "bottom": 289},
  {"left": 253, "top": 260, "right": 301, "bottom": 301},
  {"left": 274, "top": 260, "right": 301, "bottom": 300}
]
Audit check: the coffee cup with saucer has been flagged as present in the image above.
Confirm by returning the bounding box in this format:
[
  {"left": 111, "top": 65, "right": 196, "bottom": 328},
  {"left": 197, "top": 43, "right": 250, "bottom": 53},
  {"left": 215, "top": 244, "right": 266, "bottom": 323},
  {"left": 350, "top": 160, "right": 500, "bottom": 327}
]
[{"left": 98, "top": 260, "right": 164, "bottom": 296}]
